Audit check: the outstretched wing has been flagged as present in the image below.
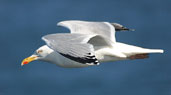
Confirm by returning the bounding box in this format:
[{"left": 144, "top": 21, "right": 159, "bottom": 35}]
[
  {"left": 57, "top": 20, "right": 116, "bottom": 42},
  {"left": 42, "top": 33, "right": 99, "bottom": 65}
]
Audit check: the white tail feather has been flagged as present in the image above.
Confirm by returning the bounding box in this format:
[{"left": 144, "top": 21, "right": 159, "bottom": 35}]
[
  {"left": 131, "top": 49, "right": 164, "bottom": 54},
  {"left": 146, "top": 49, "right": 164, "bottom": 53},
  {"left": 137, "top": 48, "right": 164, "bottom": 53},
  {"left": 114, "top": 43, "right": 164, "bottom": 55}
]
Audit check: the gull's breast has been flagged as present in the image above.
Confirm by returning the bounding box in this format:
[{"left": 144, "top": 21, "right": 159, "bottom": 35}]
[{"left": 46, "top": 51, "right": 90, "bottom": 68}]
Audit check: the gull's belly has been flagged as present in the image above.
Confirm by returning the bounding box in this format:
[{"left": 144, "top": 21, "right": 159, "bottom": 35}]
[
  {"left": 56, "top": 57, "right": 90, "bottom": 68},
  {"left": 47, "top": 51, "right": 90, "bottom": 68},
  {"left": 95, "top": 48, "right": 126, "bottom": 62},
  {"left": 97, "top": 55, "right": 125, "bottom": 62}
]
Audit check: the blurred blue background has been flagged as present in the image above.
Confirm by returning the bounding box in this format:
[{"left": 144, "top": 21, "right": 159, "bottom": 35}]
[{"left": 0, "top": 0, "right": 170, "bottom": 95}]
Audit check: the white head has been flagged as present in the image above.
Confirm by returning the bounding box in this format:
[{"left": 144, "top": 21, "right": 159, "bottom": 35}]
[{"left": 21, "top": 45, "right": 53, "bottom": 66}]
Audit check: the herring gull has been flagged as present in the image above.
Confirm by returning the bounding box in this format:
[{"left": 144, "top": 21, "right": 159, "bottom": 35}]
[{"left": 21, "top": 20, "right": 164, "bottom": 68}]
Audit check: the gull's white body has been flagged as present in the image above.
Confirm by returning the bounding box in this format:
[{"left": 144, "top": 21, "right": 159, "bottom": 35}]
[
  {"left": 38, "top": 42, "right": 163, "bottom": 68},
  {"left": 26, "top": 20, "right": 164, "bottom": 68}
]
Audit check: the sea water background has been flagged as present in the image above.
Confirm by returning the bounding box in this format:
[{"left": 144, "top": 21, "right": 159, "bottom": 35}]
[{"left": 0, "top": 0, "right": 170, "bottom": 95}]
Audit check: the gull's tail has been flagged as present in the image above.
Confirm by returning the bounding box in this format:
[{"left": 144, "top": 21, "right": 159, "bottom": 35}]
[
  {"left": 127, "top": 49, "right": 164, "bottom": 59},
  {"left": 114, "top": 42, "right": 164, "bottom": 60},
  {"left": 136, "top": 49, "right": 164, "bottom": 54}
]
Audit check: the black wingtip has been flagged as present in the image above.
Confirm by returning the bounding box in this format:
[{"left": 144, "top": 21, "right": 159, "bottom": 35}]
[
  {"left": 128, "top": 28, "right": 135, "bottom": 31},
  {"left": 59, "top": 53, "right": 99, "bottom": 65},
  {"left": 115, "top": 28, "right": 135, "bottom": 32}
]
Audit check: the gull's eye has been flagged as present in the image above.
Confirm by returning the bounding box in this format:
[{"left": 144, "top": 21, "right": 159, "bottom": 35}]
[{"left": 37, "top": 50, "right": 43, "bottom": 54}]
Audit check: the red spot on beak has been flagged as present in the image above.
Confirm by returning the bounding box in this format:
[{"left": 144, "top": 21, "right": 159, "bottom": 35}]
[
  {"left": 21, "top": 56, "right": 37, "bottom": 66},
  {"left": 23, "top": 61, "right": 28, "bottom": 65}
]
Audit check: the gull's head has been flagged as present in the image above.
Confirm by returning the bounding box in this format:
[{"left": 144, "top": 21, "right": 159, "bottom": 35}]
[{"left": 21, "top": 45, "right": 53, "bottom": 66}]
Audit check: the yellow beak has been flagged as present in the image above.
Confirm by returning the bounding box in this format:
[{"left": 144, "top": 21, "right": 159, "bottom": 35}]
[{"left": 21, "top": 55, "right": 38, "bottom": 66}]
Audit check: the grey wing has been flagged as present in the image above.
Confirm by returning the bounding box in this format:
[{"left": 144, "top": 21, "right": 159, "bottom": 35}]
[
  {"left": 57, "top": 20, "right": 116, "bottom": 42},
  {"left": 111, "top": 23, "right": 135, "bottom": 31},
  {"left": 42, "top": 33, "right": 96, "bottom": 43},
  {"left": 42, "top": 33, "right": 99, "bottom": 65}
]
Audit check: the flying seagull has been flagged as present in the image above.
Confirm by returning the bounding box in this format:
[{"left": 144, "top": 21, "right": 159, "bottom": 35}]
[{"left": 21, "top": 20, "right": 164, "bottom": 68}]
